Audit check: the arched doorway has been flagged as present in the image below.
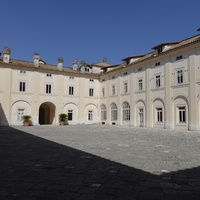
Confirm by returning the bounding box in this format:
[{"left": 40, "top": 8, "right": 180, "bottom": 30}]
[{"left": 39, "top": 102, "right": 56, "bottom": 125}]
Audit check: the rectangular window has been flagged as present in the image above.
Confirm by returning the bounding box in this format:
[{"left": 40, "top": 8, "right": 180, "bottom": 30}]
[
  {"left": 156, "top": 75, "right": 161, "bottom": 88},
  {"left": 69, "top": 86, "right": 74, "bottom": 95},
  {"left": 138, "top": 67, "right": 142, "bottom": 72},
  {"left": 177, "top": 70, "right": 183, "bottom": 84},
  {"left": 46, "top": 84, "right": 51, "bottom": 94},
  {"left": 157, "top": 48, "right": 163, "bottom": 54},
  {"left": 138, "top": 79, "right": 143, "bottom": 90},
  {"left": 89, "top": 88, "right": 94, "bottom": 96},
  {"left": 85, "top": 67, "right": 90, "bottom": 72},
  {"left": 68, "top": 110, "right": 73, "bottom": 121},
  {"left": 19, "top": 82, "right": 26, "bottom": 92},
  {"left": 102, "top": 87, "right": 105, "bottom": 97},
  {"left": 155, "top": 62, "right": 160, "bottom": 66},
  {"left": 17, "top": 109, "right": 25, "bottom": 121},
  {"left": 179, "top": 107, "right": 186, "bottom": 123},
  {"left": 124, "top": 72, "right": 128, "bottom": 76},
  {"left": 20, "top": 70, "right": 26, "bottom": 74},
  {"left": 112, "top": 85, "right": 115, "bottom": 95},
  {"left": 88, "top": 110, "right": 93, "bottom": 121},
  {"left": 124, "top": 82, "right": 128, "bottom": 93},
  {"left": 46, "top": 73, "right": 52, "bottom": 77},
  {"left": 156, "top": 108, "right": 163, "bottom": 123},
  {"left": 176, "top": 55, "right": 183, "bottom": 60}
]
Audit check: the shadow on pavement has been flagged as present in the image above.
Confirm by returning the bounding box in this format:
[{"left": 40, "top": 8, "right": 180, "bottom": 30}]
[
  {"left": 0, "top": 126, "right": 200, "bottom": 200},
  {"left": 0, "top": 104, "right": 9, "bottom": 126}
]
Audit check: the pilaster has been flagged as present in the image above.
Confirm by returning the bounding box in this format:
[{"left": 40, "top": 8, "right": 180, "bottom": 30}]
[
  {"left": 188, "top": 52, "right": 198, "bottom": 130},
  {"left": 164, "top": 62, "right": 173, "bottom": 129}
]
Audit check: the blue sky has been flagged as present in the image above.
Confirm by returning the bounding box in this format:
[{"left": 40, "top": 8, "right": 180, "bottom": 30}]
[{"left": 1, "top": 0, "right": 200, "bottom": 67}]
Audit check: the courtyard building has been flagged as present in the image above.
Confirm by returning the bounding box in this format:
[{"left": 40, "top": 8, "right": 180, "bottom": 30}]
[{"left": 0, "top": 33, "right": 200, "bottom": 130}]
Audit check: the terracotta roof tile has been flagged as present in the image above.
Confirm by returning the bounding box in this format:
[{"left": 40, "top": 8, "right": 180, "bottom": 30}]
[{"left": 91, "top": 61, "right": 111, "bottom": 68}]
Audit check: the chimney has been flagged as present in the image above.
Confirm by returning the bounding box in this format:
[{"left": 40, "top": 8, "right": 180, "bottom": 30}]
[
  {"left": 72, "top": 59, "right": 78, "bottom": 70},
  {"left": 33, "top": 53, "right": 40, "bottom": 67},
  {"left": 80, "top": 60, "right": 86, "bottom": 73},
  {"left": 57, "top": 57, "right": 63, "bottom": 71},
  {"left": 103, "top": 57, "right": 107, "bottom": 63},
  {"left": 2, "top": 47, "right": 11, "bottom": 63}
]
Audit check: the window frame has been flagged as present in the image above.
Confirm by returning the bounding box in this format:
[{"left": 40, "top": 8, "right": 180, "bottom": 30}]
[
  {"left": 46, "top": 73, "right": 52, "bottom": 77},
  {"left": 138, "top": 79, "right": 143, "bottom": 90},
  {"left": 20, "top": 70, "right": 26, "bottom": 74},
  {"left": 176, "top": 55, "right": 183, "bottom": 61},
  {"left": 19, "top": 81, "right": 26, "bottom": 92},
  {"left": 102, "top": 87, "right": 105, "bottom": 97},
  {"left": 69, "top": 86, "right": 74, "bottom": 95},
  {"left": 178, "top": 106, "right": 186, "bottom": 123},
  {"left": 17, "top": 108, "right": 25, "bottom": 121},
  {"left": 88, "top": 110, "right": 93, "bottom": 121},
  {"left": 155, "top": 74, "right": 161, "bottom": 88},
  {"left": 112, "top": 85, "right": 116, "bottom": 95},
  {"left": 156, "top": 107, "right": 163, "bottom": 123},
  {"left": 46, "top": 84, "right": 52, "bottom": 94},
  {"left": 68, "top": 110, "right": 73, "bottom": 121},
  {"left": 122, "top": 102, "right": 130, "bottom": 121},
  {"left": 177, "top": 69, "right": 183, "bottom": 84},
  {"left": 124, "top": 82, "right": 128, "bottom": 93},
  {"left": 89, "top": 88, "right": 94, "bottom": 96},
  {"left": 101, "top": 105, "right": 107, "bottom": 121},
  {"left": 111, "top": 103, "right": 117, "bottom": 121}
]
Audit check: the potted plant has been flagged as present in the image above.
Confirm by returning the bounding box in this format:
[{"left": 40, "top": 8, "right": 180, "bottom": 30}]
[
  {"left": 59, "top": 113, "right": 68, "bottom": 125},
  {"left": 21, "top": 115, "right": 32, "bottom": 126}
]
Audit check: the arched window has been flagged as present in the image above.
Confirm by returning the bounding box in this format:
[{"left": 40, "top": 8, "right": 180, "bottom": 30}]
[
  {"left": 101, "top": 105, "right": 107, "bottom": 121},
  {"left": 111, "top": 103, "right": 117, "bottom": 121},
  {"left": 122, "top": 102, "right": 130, "bottom": 121}
]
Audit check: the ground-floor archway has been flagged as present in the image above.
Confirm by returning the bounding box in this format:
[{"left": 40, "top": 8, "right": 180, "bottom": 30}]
[{"left": 39, "top": 102, "right": 56, "bottom": 125}]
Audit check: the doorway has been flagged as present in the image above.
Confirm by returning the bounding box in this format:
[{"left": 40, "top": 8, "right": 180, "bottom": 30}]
[{"left": 39, "top": 102, "right": 55, "bottom": 125}]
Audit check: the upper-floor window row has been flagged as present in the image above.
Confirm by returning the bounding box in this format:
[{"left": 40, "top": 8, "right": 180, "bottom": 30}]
[{"left": 46, "top": 73, "right": 52, "bottom": 77}]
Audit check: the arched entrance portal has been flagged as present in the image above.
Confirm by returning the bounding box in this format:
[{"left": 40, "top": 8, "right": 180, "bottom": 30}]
[{"left": 39, "top": 102, "right": 56, "bottom": 125}]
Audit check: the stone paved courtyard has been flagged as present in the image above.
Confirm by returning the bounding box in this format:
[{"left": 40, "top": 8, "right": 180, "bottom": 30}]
[{"left": 1, "top": 125, "right": 200, "bottom": 200}]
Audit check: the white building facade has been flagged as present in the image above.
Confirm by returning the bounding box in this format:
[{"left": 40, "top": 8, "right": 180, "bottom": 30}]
[{"left": 1, "top": 33, "right": 200, "bottom": 130}]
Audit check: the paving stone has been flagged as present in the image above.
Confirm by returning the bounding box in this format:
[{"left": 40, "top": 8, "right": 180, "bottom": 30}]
[{"left": 1, "top": 125, "right": 200, "bottom": 199}]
